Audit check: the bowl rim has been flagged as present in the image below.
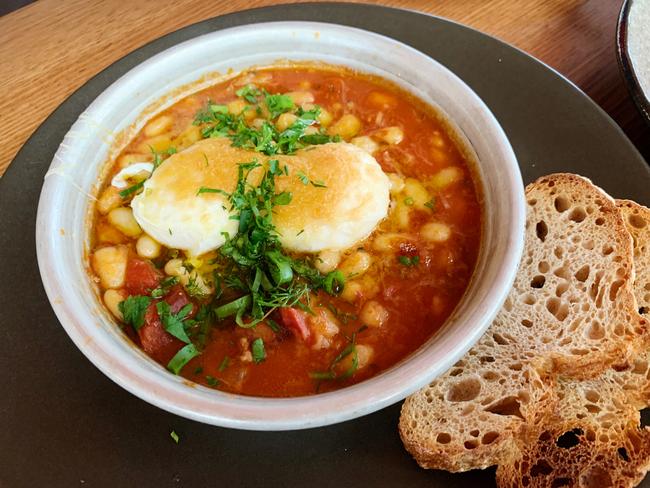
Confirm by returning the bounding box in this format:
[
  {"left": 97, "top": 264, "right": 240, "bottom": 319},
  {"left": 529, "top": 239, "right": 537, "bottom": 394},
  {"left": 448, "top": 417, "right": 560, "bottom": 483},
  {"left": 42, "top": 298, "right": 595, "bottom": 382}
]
[
  {"left": 36, "top": 20, "right": 525, "bottom": 430},
  {"left": 616, "top": 0, "right": 650, "bottom": 127}
]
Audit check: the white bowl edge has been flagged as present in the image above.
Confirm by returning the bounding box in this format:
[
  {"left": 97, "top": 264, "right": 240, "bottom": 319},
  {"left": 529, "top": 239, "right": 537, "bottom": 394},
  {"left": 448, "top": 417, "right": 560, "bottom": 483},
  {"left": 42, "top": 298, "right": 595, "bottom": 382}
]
[{"left": 36, "top": 21, "right": 525, "bottom": 430}]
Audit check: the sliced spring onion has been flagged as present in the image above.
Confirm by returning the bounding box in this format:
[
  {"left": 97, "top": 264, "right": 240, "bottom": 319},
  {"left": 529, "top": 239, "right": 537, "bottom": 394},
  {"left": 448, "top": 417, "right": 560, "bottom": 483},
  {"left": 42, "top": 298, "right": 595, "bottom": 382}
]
[
  {"left": 170, "top": 430, "right": 180, "bottom": 444},
  {"left": 215, "top": 295, "right": 251, "bottom": 320},
  {"left": 167, "top": 344, "right": 199, "bottom": 375},
  {"left": 251, "top": 338, "right": 266, "bottom": 364},
  {"left": 119, "top": 180, "right": 145, "bottom": 198},
  {"left": 266, "top": 250, "right": 294, "bottom": 285}
]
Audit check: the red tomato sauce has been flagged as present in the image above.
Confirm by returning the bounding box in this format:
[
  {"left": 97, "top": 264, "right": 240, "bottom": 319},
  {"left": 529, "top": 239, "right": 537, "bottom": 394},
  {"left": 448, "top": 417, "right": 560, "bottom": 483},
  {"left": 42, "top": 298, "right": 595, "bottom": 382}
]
[{"left": 91, "top": 65, "right": 482, "bottom": 397}]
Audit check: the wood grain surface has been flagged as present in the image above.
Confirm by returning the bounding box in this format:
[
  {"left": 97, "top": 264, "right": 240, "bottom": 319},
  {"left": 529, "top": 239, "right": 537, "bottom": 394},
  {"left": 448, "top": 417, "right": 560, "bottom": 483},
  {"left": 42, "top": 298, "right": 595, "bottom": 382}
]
[{"left": 1, "top": 0, "right": 648, "bottom": 178}]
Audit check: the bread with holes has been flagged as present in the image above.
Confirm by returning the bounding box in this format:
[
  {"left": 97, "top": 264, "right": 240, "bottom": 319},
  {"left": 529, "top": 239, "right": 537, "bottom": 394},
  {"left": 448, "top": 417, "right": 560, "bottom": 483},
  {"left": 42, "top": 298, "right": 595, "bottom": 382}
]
[
  {"left": 493, "top": 173, "right": 642, "bottom": 377},
  {"left": 495, "top": 201, "right": 650, "bottom": 487},
  {"left": 495, "top": 367, "right": 650, "bottom": 488},
  {"left": 618, "top": 200, "right": 650, "bottom": 316},
  {"left": 399, "top": 173, "right": 646, "bottom": 472}
]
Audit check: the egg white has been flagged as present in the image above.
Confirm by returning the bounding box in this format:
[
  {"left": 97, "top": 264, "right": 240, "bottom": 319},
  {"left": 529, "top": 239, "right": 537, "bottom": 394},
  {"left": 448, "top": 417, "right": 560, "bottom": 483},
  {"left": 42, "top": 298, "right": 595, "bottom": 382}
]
[{"left": 130, "top": 138, "right": 390, "bottom": 256}]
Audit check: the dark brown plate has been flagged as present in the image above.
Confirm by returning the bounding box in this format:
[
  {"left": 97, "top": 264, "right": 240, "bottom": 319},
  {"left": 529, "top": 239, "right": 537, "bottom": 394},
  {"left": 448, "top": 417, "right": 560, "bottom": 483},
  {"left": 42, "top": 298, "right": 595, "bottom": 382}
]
[
  {"left": 2, "top": 3, "right": 649, "bottom": 487},
  {"left": 618, "top": 0, "right": 650, "bottom": 125}
]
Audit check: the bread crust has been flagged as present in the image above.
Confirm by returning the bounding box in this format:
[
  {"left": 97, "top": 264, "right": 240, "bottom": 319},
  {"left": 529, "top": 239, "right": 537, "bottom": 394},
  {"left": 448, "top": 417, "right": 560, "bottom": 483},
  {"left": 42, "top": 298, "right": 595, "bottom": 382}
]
[{"left": 399, "top": 174, "right": 650, "bottom": 482}]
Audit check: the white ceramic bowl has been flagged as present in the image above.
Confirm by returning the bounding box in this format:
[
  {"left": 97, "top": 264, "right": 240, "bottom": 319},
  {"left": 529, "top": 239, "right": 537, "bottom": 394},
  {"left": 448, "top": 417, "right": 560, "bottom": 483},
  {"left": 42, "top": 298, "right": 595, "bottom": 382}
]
[{"left": 36, "top": 22, "right": 525, "bottom": 430}]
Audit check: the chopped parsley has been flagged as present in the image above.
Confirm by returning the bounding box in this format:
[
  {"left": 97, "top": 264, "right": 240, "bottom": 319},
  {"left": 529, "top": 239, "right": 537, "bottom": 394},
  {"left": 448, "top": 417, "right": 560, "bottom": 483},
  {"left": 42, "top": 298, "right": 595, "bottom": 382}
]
[
  {"left": 235, "top": 84, "right": 262, "bottom": 104},
  {"left": 398, "top": 255, "right": 420, "bottom": 267},
  {"left": 404, "top": 196, "right": 414, "bottom": 206},
  {"left": 200, "top": 159, "right": 342, "bottom": 329},
  {"left": 151, "top": 276, "right": 179, "bottom": 298},
  {"left": 297, "top": 171, "right": 327, "bottom": 188},
  {"left": 156, "top": 301, "right": 193, "bottom": 343},
  {"left": 193, "top": 100, "right": 338, "bottom": 156},
  {"left": 265, "top": 93, "right": 295, "bottom": 119},
  {"left": 185, "top": 275, "right": 208, "bottom": 300},
  {"left": 251, "top": 338, "right": 266, "bottom": 364},
  {"left": 205, "top": 375, "right": 219, "bottom": 386},
  {"left": 118, "top": 295, "right": 151, "bottom": 331}
]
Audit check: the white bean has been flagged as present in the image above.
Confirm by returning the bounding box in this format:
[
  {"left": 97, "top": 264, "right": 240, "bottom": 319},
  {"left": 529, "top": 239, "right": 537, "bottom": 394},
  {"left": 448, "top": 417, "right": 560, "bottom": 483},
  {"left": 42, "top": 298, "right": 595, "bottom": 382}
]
[
  {"left": 337, "top": 344, "right": 374, "bottom": 372},
  {"left": 97, "top": 186, "right": 122, "bottom": 215},
  {"left": 164, "top": 258, "right": 186, "bottom": 277},
  {"left": 373, "top": 126, "right": 404, "bottom": 145},
  {"left": 315, "top": 250, "right": 341, "bottom": 273},
  {"left": 421, "top": 222, "right": 451, "bottom": 242},
  {"left": 318, "top": 108, "right": 333, "bottom": 127},
  {"left": 227, "top": 99, "right": 248, "bottom": 115},
  {"left": 430, "top": 166, "right": 463, "bottom": 190},
  {"left": 144, "top": 115, "right": 173, "bottom": 137},
  {"left": 360, "top": 300, "right": 389, "bottom": 328},
  {"left": 328, "top": 114, "right": 361, "bottom": 140},
  {"left": 276, "top": 112, "right": 298, "bottom": 131},
  {"left": 103, "top": 289, "right": 126, "bottom": 320},
  {"left": 286, "top": 91, "right": 314, "bottom": 105},
  {"left": 339, "top": 250, "right": 372, "bottom": 277},
  {"left": 92, "top": 246, "right": 128, "bottom": 289},
  {"left": 387, "top": 173, "right": 405, "bottom": 194},
  {"left": 404, "top": 178, "right": 431, "bottom": 208},
  {"left": 108, "top": 207, "right": 142, "bottom": 237},
  {"left": 351, "top": 136, "right": 379, "bottom": 155},
  {"left": 340, "top": 280, "right": 362, "bottom": 303},
  {"left": 136, "top": 235, "right": 161, "bottom": 259}
]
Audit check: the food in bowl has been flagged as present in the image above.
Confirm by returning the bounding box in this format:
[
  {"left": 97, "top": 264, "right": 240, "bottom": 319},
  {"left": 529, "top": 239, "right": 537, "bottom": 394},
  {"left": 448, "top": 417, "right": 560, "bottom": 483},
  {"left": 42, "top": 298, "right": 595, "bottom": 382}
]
[{"left": 89, "top": 63, "right": 482, "bottom": 397}]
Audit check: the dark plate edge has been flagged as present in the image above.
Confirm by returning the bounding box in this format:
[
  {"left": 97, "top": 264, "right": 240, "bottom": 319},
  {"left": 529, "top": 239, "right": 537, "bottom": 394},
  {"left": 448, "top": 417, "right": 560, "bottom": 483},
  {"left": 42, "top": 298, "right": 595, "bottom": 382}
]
[{"left": 617, "top": 0, "right": 650, "bottom": 127}]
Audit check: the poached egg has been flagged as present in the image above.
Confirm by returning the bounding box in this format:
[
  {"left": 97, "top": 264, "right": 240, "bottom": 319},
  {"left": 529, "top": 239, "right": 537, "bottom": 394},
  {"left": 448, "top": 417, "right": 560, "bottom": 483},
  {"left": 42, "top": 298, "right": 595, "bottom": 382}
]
[{"left": 130, "top": 137, "right": 390, "bottom": 256}]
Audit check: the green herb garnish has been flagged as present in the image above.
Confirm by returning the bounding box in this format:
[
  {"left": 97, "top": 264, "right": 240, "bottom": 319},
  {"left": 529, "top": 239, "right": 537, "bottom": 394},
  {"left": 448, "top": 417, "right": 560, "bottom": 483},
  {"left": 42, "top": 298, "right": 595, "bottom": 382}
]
[
  {"left": 193, "top": 100, "right": 336, "bottom": 155},
  {"left": 167, "top": 343, "right": 199, "bottom": 374},
  {"left": 424, "top": 197, "right": 436, "bottom": 210},
  {"left": 265, "top": 93, "right": 295, "bottom": 119},
  {"left": 150, "top": 276, "right": 179, "bottom": 298},
  {"left": 404, "top": 196, "right": 414, "bottom": 206},
  {"left": 119, "top": 180, "right": 144, "bottom": 198},
  {"left": 205, "top": 375, "right": 219, "bottom": 386},
  {"left": 251, "top": 338, "right": 266, "bottom": 364},
  {"left": 203, "top": 159, "right": 343, "bottom": 329},
  {"left": 235, "top": 84, "right": 262, "bottom": 104},
  {"left": 398, "top": 255, "right": 420, "bottom": 267},
  {"left": 310, "top": 335, "right": 359, "bottom": 382},
  {"left": 119, "top": 295, "right": 151, "bottom": 331},
  {"left": 156, "top": 301, "right": 193, "bottom": 343},
  {"left": 170, "top": 430, "right": 180, "bottom": 444}
]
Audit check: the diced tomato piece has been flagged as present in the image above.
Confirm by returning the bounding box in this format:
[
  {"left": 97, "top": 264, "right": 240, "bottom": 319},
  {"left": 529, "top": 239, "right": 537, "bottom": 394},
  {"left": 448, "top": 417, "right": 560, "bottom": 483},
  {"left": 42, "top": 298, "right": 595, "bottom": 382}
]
[
  {"left": 137, "top": 286, "right": 196, "bottom": 365},
  {"left": 164, "top": 285, "right": 196, "bottom": 318},
  {"left": 138, "top": 303, "right": 184, "bottom": 365},
  {"left": 125, "top": 257, "right": 161, "bottom": 296},
  {"left": 279, "top": 307, "right": 311, "bottom": 343}
]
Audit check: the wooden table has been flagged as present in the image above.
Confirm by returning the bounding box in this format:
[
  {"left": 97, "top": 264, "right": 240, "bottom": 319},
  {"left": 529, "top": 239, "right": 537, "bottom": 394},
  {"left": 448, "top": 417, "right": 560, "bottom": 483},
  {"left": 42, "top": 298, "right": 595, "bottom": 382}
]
[{"left": 1, "top": 0, "right": 648, "bottom": 178}]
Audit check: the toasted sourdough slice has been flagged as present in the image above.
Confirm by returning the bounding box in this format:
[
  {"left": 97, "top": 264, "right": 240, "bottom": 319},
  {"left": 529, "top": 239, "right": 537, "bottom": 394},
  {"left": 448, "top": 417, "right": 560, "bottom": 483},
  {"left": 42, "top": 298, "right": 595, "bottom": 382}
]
[
  {"left": 492, "top": 174, "right": 642, "bottom": 377},
  {"left": 495, "top": 361, "right": 650, "bottom": 488},
  {"left": 618, "top": 200, "right": 650, "bottom": 315},
  {"left": 400, "top": 174, "right": 644, "bottom": 472},
  {"left": 495, "top": 200, "right": 650, "bottom": 488}
]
